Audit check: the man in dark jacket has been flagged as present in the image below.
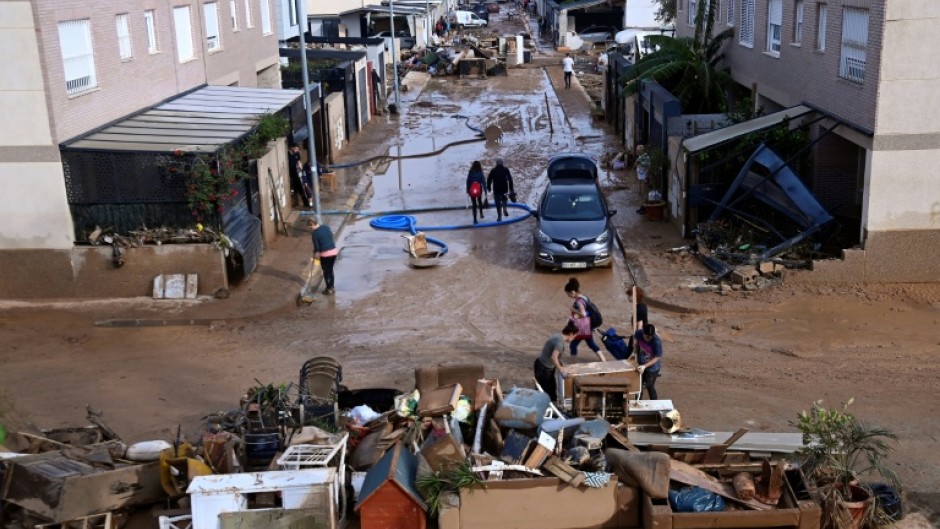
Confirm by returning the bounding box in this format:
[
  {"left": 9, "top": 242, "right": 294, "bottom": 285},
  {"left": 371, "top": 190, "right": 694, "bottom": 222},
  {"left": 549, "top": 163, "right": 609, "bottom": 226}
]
[{"left": 486, "top": 158, "right": 515, "bottom": 221}]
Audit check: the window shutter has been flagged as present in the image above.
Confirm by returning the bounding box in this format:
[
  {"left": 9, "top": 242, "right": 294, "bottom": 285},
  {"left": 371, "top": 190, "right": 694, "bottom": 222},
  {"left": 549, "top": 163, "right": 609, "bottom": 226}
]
[
  {"left": 204, "top": 3, "right": 220, "bottom": 50},
  {"left": 174, "top": 6, "right": 194, "bottom": 61},
  {"left": 739, "top": 0, "right": 754, "bottom": 47},
  {"left": 58, "top": 19, "right": 97, "bottom": 94},
  {"left": 726, "top": 0, "right": 734, "bottom": 26},
  {"left": 144, "top": 10, "right": 158, "bottom": 53},
  {"left": 260, "top": 0, "right": 271, "bottom": 34},
  {"left": 116, "top": 14, "right": 133, "bottom": 60},
  {"left": 840, "top": 7, "right": 868, "bottom": 82}
]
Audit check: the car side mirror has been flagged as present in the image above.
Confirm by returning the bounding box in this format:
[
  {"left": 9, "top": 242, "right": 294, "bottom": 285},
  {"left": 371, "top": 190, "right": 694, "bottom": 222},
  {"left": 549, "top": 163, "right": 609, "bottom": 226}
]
[{"left": 608, "top": 210, "right": 617, "bottom": 217}]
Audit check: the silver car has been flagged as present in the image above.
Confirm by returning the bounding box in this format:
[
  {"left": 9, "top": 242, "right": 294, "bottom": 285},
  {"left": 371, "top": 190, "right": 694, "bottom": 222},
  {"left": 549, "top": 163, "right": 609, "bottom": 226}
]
[
  {"left": 577, "top": 26, "right": 616, "bottom": 44},
  {"left": 533, "top": 154, "right": 616, "bottom": 270}
]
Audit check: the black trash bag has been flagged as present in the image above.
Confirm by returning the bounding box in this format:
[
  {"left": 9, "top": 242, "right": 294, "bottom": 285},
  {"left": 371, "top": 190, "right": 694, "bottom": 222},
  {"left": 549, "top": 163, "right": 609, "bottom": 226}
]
[
  {"left": 668, "top": 486, "right": 726, "bottom": 513},
  {"left": 864, "top": 482, "right": 903, "bottom": 521}
]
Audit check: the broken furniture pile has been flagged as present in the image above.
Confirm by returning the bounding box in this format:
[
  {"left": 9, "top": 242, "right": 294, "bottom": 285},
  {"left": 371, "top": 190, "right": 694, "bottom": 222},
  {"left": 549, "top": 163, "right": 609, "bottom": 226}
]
[
  {"left": 347, "top": 360, "right": 821, "bottom": 529},
  {"left": 1, "top": 358, "right": 824, "bottom": 529},
  {"left": 0, "top": 359, "right": 352, "bottom": 529},
  {"left": 397, "top": 32, "right": 535, "bottom": 78}
]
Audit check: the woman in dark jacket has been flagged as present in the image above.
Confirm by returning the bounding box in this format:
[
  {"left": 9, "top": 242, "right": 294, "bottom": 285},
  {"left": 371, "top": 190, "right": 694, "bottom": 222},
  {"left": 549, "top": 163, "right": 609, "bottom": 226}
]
[
  {"left": 466, "top": 161, "right": 486, "bottom": 224},
  {"left": 308, "top": 219, "right": 338, "bottom": 295}
]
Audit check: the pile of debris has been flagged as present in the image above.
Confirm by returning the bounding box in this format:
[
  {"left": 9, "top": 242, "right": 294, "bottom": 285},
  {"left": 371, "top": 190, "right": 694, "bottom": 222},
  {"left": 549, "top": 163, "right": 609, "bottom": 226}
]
[
  {"left": 1, "top": 357, "right": 824, "bottom": 529},
  {"left": 84, "top": 224, "right": 225, "bottom": 247},
  {"left": 397, "top": 30, "right": 536, "bottom": 79}
]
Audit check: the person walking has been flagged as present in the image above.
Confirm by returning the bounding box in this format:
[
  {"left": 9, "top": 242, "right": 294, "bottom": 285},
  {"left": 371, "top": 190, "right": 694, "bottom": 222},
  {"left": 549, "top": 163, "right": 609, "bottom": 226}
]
[
  {"left": 466, "top": 161, "right": 486, "bottom": 224},
  {"left": 534, "top": 322, "right": 578, "bottom": 402},
  {"left": 486, "top": 158, "right": 515, "bottom": 221},
  {"left": 562, "top": 53, "right": 574, "bottom": 89},
  {"left": 308, "top": 218, "right": 338, "bottom": 295},
  {"left": 564, "top": 277, "right": 603, "bottom": 359},
  {"left": 633, "top": 323, "right": 663, "bottom": 399},
  {"left": 288, "top": 145, "right": 307, "bottom": 207}
]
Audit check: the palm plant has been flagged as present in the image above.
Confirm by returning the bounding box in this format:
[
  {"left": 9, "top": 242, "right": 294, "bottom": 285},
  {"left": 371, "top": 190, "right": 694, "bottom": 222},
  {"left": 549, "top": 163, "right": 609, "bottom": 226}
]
[
  {"left": 621, "top": 0, "right": 734, "bottom": 114},
  {"left": 793, "top": 399, "right": 900, "bottom": 529}
]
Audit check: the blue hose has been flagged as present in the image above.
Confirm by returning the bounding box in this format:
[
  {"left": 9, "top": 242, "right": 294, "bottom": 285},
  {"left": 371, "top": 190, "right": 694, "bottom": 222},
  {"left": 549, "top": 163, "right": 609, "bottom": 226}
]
[
  {"left": 365, "top": 203, "right": 535, "bottom": 256},
  {"left": 369, "top": 215, "right": 450, "bottom": 255}
]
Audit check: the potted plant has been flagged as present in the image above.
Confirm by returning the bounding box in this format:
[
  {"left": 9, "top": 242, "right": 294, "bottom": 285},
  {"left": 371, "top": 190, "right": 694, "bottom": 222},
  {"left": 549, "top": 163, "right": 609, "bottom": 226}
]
[
  {"left": 636, "top": 145, "right": 669, "bottom": 220},
  {"left": 793, "top": 399, "right": 900, "bottom": 529}
]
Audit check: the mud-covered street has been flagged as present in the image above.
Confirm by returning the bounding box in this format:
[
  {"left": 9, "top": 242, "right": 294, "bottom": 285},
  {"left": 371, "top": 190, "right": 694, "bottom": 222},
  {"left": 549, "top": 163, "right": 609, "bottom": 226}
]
[{"left": 1, "top": 16, "right": 939, "bottom": 525}]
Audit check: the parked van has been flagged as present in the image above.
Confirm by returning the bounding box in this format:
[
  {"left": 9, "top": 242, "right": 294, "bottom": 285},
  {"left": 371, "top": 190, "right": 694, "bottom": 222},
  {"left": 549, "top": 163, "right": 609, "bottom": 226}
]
[
  {"left": 613, "top": 28, "right": 673, "bottom": 63},
  {"left": 453, "top": 10, "right": 488, "bottom": 28}
]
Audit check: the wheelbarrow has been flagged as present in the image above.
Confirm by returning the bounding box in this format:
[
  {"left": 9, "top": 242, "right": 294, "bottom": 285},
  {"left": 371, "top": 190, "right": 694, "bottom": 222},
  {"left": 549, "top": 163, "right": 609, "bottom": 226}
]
[{"left": 402, "top": 232, "right": 442, "bottom": 268}]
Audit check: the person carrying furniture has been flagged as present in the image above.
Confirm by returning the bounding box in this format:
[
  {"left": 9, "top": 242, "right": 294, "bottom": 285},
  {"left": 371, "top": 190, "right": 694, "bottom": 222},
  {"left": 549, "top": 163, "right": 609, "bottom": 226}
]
[
  {"left": 534, "top": 321, "right": 578, "bottom": 403},
  {"left": 633, "top": 323, "right": 663, "bottom": 399}
]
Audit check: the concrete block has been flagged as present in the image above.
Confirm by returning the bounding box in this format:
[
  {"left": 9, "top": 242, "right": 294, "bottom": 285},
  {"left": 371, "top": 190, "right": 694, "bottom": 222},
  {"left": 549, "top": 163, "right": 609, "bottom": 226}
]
[
  {"left": 731, "top": 266, "right": 759, "bottom": 285},
  {"left": 153, "top": 275, "right": 165, "bottom": 298},
  {"left": 164, "top": 274, "right": 186, "bottom": 299},
  {"left": 185, "top": 274, "right": 199, "bottom": 299},
  {"left": 758, "top": 261, "right": 775, "bottom": 276}
]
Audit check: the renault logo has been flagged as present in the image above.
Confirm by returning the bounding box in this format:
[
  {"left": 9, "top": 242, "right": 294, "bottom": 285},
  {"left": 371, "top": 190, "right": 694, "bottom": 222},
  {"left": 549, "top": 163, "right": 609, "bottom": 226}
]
[{"left": 569, "top": 239, "right": 579, "bottom": 250}]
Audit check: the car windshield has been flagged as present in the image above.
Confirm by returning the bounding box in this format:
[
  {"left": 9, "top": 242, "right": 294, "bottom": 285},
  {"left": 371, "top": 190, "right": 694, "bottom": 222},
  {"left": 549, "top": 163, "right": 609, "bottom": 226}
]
[{"left": 542, "top": 189, "right": 605, "bottom": 221}]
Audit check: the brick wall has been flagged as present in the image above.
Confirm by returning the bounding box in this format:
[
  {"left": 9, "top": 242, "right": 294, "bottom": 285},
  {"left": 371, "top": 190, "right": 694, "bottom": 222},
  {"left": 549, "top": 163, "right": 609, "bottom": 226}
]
[
  {"left": 35, "top": 0, "right": 280, "bottom": 143},
  {"left": 676, "top": 0, "right": 884, "bottom": 132},
  {"left": 811, "top": 124, "right": 860, "bottom": 212}
]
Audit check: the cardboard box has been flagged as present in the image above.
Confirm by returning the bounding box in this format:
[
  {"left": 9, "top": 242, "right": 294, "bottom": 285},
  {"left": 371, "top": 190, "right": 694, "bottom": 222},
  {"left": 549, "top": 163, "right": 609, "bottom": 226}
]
[{"left": 458, "top": 476, "right": 639, "bottom": 529}]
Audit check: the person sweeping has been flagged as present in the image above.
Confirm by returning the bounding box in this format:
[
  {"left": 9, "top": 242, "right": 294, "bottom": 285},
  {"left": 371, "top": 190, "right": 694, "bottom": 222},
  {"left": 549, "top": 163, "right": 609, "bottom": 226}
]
[{"left": 308, "top": 218, "right": 338, "bottom": 295}]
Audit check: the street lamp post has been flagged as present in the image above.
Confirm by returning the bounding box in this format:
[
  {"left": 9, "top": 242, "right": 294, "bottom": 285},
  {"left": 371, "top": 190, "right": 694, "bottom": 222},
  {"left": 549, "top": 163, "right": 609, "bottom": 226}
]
[{"left": 294, "top": 0, "right": 321, "bottom": 221}]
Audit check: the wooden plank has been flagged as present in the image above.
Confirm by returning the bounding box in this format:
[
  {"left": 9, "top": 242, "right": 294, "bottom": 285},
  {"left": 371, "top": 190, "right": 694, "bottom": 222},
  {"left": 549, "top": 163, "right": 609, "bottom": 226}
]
[
  {"left": 702, "top": 428, "right": 749, "bottom": 464},
  {"left": 669, "top": 460, "right": 772, "bottom": 510},
  {"left": 606, "top": 428, "right": 639, "bottom": 452}
]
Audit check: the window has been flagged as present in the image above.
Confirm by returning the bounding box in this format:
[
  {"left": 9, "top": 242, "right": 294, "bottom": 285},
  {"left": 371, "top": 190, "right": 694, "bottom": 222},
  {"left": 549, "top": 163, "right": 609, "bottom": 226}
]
[
  {"left": 839, "top": 7, "right": 868, "bottom": 83},
  {"left": 322, "top": 19, "right": 339, "bottom": 39},
  {"left": 739, "top": 0, "right": 754, "bottom": 47},
  {"left": 204, "top": 2, "right": 220, "bottom": 50},
  {"left": 116, "top": 14, "right": 133, "bottom": 60},
  {"left": 260, "top": 0, "right": 271, "bottom": 34},
  {"left": 688, "top": 0, "right": 697, "bottom": 26},
  {"left": 229, "top": 0, "right": 238, "bottom": 30},
  {"left": 766, "top": 0, "right": 782, "bottom": 54},
  {"left": 816, "top": 3, "right": 827, "bottom": 51},
  {"left": 244, "top": 0, "right": 253, "bottom": 27},
  {"left": 58, "top": 19, "right": 97, "bottom": 95},
  {"left": 726, "top": 0, "right": 734, "bottom": 26},
  {"left": 794, "top": 0, "right": 804, "bottom": 43},
  {"left": 173, "top": 6, "right": 194, "bottom": 62},
  {"left": 144, "top": 10, "right": 158, "bottom": 53}
]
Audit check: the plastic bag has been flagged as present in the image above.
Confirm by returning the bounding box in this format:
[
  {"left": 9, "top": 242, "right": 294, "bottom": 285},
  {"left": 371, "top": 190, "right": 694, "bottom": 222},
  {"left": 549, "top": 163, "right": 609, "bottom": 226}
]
[
  {"left": 394, "top": 389, "right": 420, "bottom": 418},
  {"left": 348, "top": 405, "right": 381, "bottom": 426},
  {"left": 668, "top": 486, "right": 726, "bottom": 513}
]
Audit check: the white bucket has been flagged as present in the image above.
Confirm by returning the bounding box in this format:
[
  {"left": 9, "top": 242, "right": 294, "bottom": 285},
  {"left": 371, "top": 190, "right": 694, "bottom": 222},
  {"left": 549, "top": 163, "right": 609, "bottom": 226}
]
[{"left": 125, "top": 440, "right": 173, "bottom": 461}]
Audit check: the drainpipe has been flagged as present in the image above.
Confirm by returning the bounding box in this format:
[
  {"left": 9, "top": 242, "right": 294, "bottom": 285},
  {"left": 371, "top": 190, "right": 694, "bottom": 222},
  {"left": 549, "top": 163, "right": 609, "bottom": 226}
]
[
  {"left": 294, "top": 0, "right": 321, "bottom": 221},
  {"left": 390, "top": 0, "right": 402, "bottom": 113}
]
